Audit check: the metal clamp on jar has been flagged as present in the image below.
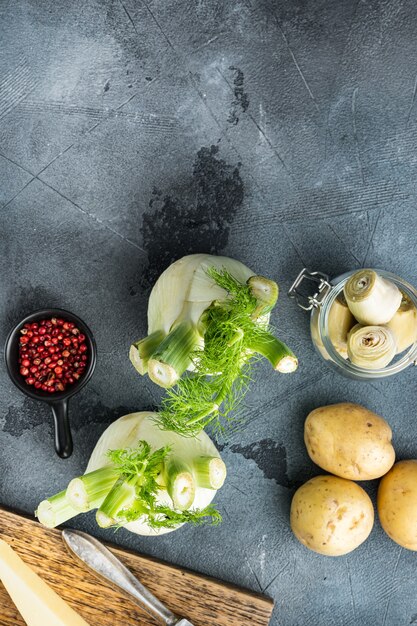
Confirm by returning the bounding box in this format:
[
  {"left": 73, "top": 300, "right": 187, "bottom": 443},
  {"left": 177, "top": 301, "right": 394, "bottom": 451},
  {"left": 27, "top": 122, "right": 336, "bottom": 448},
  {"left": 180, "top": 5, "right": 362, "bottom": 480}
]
[{"left": 288, "top": 268, "right": 417, "bottom": 380}]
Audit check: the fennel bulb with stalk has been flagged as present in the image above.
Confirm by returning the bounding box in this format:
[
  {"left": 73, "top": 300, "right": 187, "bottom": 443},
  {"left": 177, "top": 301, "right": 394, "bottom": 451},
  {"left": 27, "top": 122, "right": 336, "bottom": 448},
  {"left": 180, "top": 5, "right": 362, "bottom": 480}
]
[
  {"left": 36, "top": 413, "right": 225, "bottom": 536},
  {"left": 86, "top": 412, "right": 223, "bottom": 535},
  {"left": 130, "top": 254, "right": 297, "bottom": 436}
]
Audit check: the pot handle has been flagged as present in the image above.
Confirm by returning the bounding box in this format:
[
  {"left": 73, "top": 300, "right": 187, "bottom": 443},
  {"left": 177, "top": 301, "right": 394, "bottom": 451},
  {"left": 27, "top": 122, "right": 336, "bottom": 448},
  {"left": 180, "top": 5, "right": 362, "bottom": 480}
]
[
  {"left": 50, "top": 399, "right": 73, "bottom": 459},
  {"left": 288, "top": 268, "right": 331, "bottom": 311}
]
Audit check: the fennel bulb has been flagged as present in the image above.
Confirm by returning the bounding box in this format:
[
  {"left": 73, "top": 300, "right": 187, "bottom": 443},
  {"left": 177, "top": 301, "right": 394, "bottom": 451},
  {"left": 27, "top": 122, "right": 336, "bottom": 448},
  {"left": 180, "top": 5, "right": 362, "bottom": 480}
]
[
  {"left": 147, "top": 254, "right": 256, "bottom": 334},
  {"left": 86, "top": 412, "right": 222, "bottom": 535},
  {"left": 130, "top": 254, "right": 297, "bottom": 435},
  {"left": 36, "top": 413, "right": 225, "bottom": 536}
]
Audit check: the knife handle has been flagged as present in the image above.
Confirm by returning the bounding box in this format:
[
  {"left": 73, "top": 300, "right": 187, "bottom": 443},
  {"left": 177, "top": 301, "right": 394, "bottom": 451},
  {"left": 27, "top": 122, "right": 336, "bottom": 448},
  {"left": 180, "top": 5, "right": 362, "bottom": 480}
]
[{"left": 62, "top": 530, "right": 178, "bottom": 625}]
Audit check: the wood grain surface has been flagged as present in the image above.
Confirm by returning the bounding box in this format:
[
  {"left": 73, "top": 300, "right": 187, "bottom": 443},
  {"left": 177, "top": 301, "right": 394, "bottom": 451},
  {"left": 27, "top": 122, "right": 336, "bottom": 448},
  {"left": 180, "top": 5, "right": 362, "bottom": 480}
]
[{"left": 0, "top": 507, "right": 273, "bottom": 626}]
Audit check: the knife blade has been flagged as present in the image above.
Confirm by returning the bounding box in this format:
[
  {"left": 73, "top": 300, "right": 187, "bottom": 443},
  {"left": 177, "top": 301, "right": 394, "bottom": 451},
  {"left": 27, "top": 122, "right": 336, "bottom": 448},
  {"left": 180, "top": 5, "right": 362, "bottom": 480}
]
[{"left": 62, "top": 529, "right": 194, "bottom": 626}]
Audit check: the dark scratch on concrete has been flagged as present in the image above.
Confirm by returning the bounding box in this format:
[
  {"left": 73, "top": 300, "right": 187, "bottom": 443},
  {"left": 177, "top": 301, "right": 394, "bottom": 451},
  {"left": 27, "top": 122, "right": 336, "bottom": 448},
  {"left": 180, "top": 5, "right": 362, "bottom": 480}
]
[
  {"left": 118, "top": 0, "right": 139, "bottom": 35},
  {"left": 141, "top": 0, "right": 176, "bottom": 53},
  {"left": 406, "top": 74, "right": 417, "bottom": 125},
  {"left": 367, "top": 379, "right": 387, "bottom": 397},
  {"left": 140, "top": 144, "right": 244, "bottom": 288},
  {"left": 262, "top": 562, "right": 290, "bottom": 594},
  {"left": 221, "top": 505, "right": 232, "bottom": 523},
  {"left": 323, "top": 0, "right": 363, "bottom": 159},
  {"left": 0, "top": 150, "right": 33, "bottom": 176},
  {"left": 381, "top": 548, "right": 402, "bottom": 626},
  {"left": 227, "top": 66, "right": 249, "bottom": 125},
  {"left": 39, "top": 179, "right": 146, "bottom": 254},
  {"left": 245, "top": 557, "right": 263, "bottom": 593},
  {"left": 362, "top": 208, "right": 381, "bottom": 265},
  {"left": 273, "top": 16, "right": 319, "bottom": 113},
  {"left": 346, "top": 560, "right": 357, "bottom": 623},
  {"left": 326, "top": 222, "right": 361, "bottom": 266},
  {"left": 34, "top": 92, "right": 140, "bottom": 179},
  {"left": 0, "top": 177, "right": 35, "bottom": 211},
  {"left": 245, "top": 373, "right": 326, "bottom": 425},
  {"left": 229, "top": 482, "right": 250, "bottom": 498},
  {"left": 282, "top": 223, "right": 308, "bottom": 267},
  {"left": 352, "top": 86, "right": 365, "bottom": 184}
]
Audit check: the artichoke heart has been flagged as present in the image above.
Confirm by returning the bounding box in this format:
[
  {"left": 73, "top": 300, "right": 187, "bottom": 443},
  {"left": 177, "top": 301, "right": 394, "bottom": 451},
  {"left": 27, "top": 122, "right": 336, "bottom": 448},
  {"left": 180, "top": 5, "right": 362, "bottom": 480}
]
[
  {"left": 327, "top": 294, "right": 355, "bottom": 359},
  {"left": 347, "top": 324, "right": 397, "bottom": 369},
  {"left": 311, "top": 295, "right": 355, "bottom": 360},
  {"left": 386, "top": 295, "right": 417, "bottom": 354},
  {"left": 344, "top": 269, "right": 402, "bottom": 325}
]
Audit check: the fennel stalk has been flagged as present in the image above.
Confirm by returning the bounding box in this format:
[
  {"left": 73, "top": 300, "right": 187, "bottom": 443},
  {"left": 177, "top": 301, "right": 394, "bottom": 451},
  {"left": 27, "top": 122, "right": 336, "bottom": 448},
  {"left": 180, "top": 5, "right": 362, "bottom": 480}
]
[{"left": 36, "top": 491, "right": 79, "bottom": 529}]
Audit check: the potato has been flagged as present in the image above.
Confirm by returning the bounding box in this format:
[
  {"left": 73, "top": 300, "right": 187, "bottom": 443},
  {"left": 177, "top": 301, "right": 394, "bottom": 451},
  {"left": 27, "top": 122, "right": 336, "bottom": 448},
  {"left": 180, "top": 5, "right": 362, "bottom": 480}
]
[
  {"left": 378, "top": 460, "right": 417, "bottom": 550},
  {"left": 304, "top": 403, "right": 395, "bottom": 480},
  {"left": 290, "top": 475, "right": 374, "bottom": 556}
]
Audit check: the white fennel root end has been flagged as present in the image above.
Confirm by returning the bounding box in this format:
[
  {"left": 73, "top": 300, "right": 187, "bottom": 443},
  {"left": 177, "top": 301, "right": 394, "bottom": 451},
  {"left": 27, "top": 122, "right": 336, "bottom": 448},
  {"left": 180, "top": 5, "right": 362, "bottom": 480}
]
[
  {"left": 148, "top": 359, "right": 180, "bottom": 388},
  {"left": 276, "top": 355, "right": 298, "bottom": 373}
]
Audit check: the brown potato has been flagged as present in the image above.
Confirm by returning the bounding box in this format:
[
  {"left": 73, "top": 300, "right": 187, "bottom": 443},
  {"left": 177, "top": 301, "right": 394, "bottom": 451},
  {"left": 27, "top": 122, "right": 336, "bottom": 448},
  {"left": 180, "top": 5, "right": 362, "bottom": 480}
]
[
  {"left": 290, "top": 475, "right": 374, "bottom": 556},
  {"left": 304, "top": 403, "right": 395, "bottom": 480},
  {"left": 378, "top": 460, "right": 417, "bottom": 550}
]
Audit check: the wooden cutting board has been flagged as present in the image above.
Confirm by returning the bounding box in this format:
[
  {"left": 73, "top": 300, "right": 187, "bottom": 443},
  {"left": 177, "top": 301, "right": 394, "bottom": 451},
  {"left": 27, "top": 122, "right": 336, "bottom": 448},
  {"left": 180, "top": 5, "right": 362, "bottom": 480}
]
[{"left": 0, "top": 507, "right": 273, "bottom": 626}]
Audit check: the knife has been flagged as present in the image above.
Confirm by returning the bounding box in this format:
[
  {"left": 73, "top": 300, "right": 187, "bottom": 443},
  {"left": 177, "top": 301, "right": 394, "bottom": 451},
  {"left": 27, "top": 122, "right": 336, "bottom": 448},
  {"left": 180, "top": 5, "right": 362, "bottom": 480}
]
[{"left": 62, "top": 529, "right": 194, "bottom": 626}]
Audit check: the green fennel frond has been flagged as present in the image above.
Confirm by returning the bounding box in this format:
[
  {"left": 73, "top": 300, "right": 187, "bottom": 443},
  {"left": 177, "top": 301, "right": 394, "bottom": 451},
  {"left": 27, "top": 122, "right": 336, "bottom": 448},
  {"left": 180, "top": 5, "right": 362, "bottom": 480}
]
[
  {"left": 108, "top": 442, "right": 170, "bottom": 510},
  {"left": 205, "top": 266, "right": 257, "bottom": 313},
  {"left": 148, "top": 504, "right": 222, "bottom": 529},
  {"left": 118, "top": 498, "right": 222, "bottom": 530},
  {"left": 158, "top": 267, "right": 275, "bottom": 436},
  {"left": 108, "top": 442, "right": 170, "bottom": 480},
  {"left": 106, "top": 442, "right": 222, "bottom": 530}
]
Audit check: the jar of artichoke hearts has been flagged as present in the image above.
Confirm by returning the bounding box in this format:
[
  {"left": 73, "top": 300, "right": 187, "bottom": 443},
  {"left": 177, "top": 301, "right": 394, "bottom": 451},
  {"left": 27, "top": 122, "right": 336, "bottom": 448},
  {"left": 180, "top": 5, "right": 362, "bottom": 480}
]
[{"left": 288, "top": 268, "right": 417, "bottom": 380}]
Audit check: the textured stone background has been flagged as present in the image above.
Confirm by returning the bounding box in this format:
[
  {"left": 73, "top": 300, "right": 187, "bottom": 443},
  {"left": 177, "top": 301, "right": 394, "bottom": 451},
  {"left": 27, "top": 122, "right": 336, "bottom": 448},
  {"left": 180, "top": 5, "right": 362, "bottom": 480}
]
[{"left": 1, "top": 1, "right": 417, "bottom": 624}]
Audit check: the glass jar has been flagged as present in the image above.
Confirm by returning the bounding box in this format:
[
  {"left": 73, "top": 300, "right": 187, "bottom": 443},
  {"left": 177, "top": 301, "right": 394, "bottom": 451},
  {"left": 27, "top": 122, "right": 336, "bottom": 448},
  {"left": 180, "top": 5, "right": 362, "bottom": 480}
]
[{"left": 288, "top": 268, "right": 417, "bottom": 380}]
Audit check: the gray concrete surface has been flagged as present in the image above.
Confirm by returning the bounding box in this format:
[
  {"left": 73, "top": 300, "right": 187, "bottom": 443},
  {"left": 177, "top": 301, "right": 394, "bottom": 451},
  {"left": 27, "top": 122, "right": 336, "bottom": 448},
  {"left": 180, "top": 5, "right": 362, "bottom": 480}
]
[{"left": 1, "top": 1, "right": 417, "bottom": 624}]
